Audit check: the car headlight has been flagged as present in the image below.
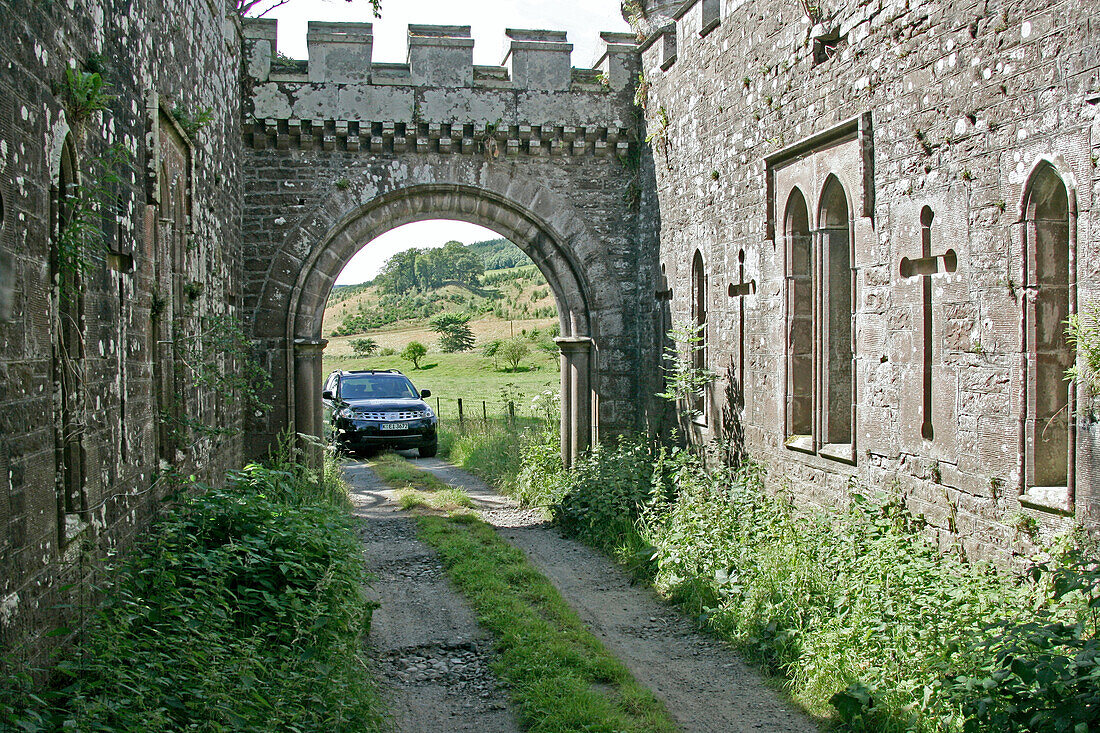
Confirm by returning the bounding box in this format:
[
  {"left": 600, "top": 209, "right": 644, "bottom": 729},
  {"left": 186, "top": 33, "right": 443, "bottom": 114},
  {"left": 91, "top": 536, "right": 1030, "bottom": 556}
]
[
  {"left": 335, "top": 407, "right": 354, "bottom": 419},
  {"left": 422, "top": 408, "right": 435, "bottom": 419}
]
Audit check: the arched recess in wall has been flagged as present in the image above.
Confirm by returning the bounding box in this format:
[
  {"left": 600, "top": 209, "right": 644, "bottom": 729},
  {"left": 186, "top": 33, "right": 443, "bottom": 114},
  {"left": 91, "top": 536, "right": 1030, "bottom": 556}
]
[
  {"left": 817, "top": 174, "right": 853, "bottom": 450},
  {"left": 49, "top": 134, "right": 87, "bottom": 540},
  {"left": 784, "top": 187, "right": 812, "bottom": 443},
  {"left": 1020, "top": 161, "right": 1075, "bottom": 505},
  {"left": 691, "top": 249, "right": 708, "bottom": 423},
  {"left": 269, "top": 183, "right": 601, "bottom": 467}
]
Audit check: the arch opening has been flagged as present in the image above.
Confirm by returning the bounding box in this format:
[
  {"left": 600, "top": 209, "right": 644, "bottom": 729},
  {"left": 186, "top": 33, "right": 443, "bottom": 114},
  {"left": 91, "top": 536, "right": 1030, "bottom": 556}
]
[
  {"left": 260, "top": 183, "right": 601, "bottom": 468},
  {"left": 319, "top": 218, "right": 563, "bottom": 448}
]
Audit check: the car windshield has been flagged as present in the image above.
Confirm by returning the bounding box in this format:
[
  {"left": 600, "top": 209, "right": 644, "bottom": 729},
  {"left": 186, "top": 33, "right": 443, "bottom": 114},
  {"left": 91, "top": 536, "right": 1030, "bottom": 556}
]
[{"left": 340, "top": 375, "right": 419, "bottom": 400}]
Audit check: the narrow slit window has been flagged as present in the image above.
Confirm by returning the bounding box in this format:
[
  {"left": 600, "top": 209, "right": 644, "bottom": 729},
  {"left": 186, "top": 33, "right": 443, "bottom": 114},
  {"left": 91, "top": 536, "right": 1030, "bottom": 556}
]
[
  {"left": 691, "top": 249, "right": 708, "bottom": 423},
  {"left": 1022, "top": 163, "right": 1074, "bottom": 507},
  {"left": 818, "top": 176, "right": 853, "bottom": 449},
  {"left": 785, "top": 188, "right": 813, "bottom": 446}
]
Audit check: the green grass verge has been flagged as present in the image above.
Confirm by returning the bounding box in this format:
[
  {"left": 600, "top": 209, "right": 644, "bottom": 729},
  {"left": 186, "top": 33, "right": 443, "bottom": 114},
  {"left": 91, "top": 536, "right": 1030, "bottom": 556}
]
[
  {"left": 418, "top": 514, "right": 678, "bottom": 733},
  {"left": 373, "top": 456, "right": 679, "bottom": 733},
  {"left": 372, "top": 451, "right": 448, "bottom": 490},
  {"left": 396, "top": 487, "right": 475, "bottom": 512},
  {"left": 438, "top": 420, "right": 536, "bottom": 491}
]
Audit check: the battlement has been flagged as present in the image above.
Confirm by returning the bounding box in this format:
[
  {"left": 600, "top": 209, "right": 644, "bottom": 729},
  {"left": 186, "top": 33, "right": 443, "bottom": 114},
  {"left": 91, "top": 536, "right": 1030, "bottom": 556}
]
[{"left": 243, "top": 20, "right": 638, "bottom": 93}]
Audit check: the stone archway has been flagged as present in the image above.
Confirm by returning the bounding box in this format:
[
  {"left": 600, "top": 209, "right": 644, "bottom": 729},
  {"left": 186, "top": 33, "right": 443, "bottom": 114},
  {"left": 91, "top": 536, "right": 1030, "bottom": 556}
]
[
  {"left": 252, "top": 175, "right": 625, "bottom": 467},
  {"left": 241, "top": 20, "right": 644, "bottom": 466}
]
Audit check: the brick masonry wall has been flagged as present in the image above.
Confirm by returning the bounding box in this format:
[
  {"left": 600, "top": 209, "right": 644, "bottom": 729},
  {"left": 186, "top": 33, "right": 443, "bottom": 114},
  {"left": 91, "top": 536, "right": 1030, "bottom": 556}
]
[
  {"left": 641, "top": 0, "right": 1100, "bottom": 561},
  {"left": 0, "top": 0, "right": 244, "bottom": 660}
]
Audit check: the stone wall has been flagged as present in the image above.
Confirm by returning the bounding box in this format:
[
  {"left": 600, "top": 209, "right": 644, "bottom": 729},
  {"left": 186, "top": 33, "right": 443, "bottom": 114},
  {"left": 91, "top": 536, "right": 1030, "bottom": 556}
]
[
  {"left": 0, "top": 0, "right": 245, "bottom": 660},
  {"left": 639, "top": 0, "right": 1100, "bottom": 560},
  {"left": 239, "top": 22, "right": 647, "bottom": 458}
]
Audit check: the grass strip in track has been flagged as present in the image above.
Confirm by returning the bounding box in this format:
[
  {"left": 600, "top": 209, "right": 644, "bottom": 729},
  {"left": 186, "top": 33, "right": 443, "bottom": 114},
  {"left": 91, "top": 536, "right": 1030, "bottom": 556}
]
[{"left": 372, "top": 456, "right": 680, "bottom": 733}]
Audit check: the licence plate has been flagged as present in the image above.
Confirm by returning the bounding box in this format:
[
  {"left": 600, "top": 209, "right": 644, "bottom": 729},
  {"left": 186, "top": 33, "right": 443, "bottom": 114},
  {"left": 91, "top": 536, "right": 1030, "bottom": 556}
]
[{"left": 380, "top": 423, "right": 408, "bottom": 431}]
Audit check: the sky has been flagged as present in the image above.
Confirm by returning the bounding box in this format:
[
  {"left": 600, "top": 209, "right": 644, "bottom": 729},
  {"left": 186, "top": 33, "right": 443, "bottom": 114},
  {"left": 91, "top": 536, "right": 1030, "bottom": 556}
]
[
  {"left": 334, "top": 220, "right": 501, "bottom": 284},
  {"left": 260, "top": 0, "right": 629, "bottom": 286}
]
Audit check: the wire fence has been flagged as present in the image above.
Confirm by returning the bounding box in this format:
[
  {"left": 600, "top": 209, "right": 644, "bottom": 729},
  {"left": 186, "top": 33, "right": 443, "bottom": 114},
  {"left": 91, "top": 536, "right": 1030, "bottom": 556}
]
[{"left": 432, "top": 395, "right": 555, "bottom": 432}]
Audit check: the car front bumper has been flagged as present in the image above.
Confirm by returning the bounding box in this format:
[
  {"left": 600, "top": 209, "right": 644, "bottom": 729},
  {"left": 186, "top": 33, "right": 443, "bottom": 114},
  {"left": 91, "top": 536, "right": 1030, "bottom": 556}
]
[{"left": 334, "top": 418, "right": 437, "bottom": 449}]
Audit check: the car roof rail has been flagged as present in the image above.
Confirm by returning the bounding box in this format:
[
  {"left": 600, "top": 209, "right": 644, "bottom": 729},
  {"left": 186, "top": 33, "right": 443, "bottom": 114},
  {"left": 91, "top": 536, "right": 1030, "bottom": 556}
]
[{"left": 343, "top": 368, "right": 403, "bottom": 375}]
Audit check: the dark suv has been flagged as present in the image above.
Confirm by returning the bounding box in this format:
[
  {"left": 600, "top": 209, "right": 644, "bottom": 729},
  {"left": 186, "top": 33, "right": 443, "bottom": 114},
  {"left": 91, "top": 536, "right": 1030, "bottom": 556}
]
[{"left": 322, "top": 369, "right": 438, "bottom": 457}]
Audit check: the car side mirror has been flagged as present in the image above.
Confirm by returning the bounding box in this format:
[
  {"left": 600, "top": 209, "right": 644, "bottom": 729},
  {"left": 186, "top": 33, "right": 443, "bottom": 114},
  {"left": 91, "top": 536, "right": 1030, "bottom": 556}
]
[
  {"left": 420, "top": 389, "right": 431, "bottom": 398},
  {"left": 322, "top": 389, "right": 334, "bottom": 400}
]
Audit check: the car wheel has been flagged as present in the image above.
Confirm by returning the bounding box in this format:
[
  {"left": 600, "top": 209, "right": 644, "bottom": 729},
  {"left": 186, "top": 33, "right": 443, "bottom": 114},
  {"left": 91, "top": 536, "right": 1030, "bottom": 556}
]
[{"left": 418, "top": 442, "right": 438, "bottom": 458}]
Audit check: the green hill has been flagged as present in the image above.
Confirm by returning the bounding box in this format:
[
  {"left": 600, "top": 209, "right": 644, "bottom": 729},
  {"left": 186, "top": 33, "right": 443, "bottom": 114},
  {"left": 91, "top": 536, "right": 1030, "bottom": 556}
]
[
  {"left": 323, "top": 238, "right": 555, "bottom": 340},
  {"left": 464, "top": 238, "right": 531, "bottom": 270}
]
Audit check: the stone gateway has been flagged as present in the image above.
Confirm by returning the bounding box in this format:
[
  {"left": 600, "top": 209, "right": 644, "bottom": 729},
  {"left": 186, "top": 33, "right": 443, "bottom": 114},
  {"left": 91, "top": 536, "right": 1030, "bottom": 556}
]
[{"left": 0, "top": 0, "right": 1097, "bottom": 660}]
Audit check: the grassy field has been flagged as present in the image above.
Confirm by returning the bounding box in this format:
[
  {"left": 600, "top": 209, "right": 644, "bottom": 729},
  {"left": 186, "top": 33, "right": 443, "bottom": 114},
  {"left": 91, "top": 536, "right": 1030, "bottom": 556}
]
[
  {"left": 322, "top": 350, "right": 559, "bottom": 422},
  {"left": 324, "top": 257, "right": 560, "bottom": 421},
  {"left": 324, "top": 316, "right": 557, "bottom": 357}
]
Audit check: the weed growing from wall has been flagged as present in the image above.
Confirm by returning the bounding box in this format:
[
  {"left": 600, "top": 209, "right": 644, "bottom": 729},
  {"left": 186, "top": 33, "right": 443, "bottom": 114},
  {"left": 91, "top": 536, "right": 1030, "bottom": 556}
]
[
  {"left": 1066, "top": 300, "right": 1100, "bottom": 418},
  {"left": 171, "top": 105, "right": 213, "bottom": 138},
  {"left": 63, "top": 67, "right": 113, "bottom": 123},
  {"left": 57, "top": 145, "right": 131, "bottom": 302}
]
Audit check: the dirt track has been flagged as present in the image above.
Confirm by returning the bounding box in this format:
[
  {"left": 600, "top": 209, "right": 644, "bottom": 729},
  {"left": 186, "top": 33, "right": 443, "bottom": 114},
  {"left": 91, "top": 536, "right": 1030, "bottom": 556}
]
[{"left": 346, "top": 455, "right": 821, "bottom": 732}]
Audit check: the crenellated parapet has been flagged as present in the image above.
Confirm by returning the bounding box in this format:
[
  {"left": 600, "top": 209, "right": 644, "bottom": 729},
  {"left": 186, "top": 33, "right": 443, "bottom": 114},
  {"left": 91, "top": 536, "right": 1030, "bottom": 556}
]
[
  {"left": 244, "top": 20, "right": 638, "bottom": 92},
  {"left": 242, "top": 20, "right": 640, "bottom": 155}
]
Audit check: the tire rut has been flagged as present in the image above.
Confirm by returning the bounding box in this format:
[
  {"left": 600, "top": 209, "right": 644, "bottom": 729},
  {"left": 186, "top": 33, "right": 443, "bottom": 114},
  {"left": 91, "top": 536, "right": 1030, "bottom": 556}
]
[{"left": 345, "top": 459, "right": 521, "bottom": 733}]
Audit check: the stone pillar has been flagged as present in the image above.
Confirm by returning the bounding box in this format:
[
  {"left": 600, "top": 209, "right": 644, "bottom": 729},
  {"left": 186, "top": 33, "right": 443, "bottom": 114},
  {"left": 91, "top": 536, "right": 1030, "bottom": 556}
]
[
  {"left": 556, "top": 337, "right": 594, "bottom": 467},
  {"left": 293, "top": 338, "right": 327, "bottom": 465}
]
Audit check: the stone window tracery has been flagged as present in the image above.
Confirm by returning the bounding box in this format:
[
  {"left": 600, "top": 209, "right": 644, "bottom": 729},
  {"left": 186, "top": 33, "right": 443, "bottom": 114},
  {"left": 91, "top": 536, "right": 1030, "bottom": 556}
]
[{"left": 781, "top": 177, "right": 855, "bottom": 458}]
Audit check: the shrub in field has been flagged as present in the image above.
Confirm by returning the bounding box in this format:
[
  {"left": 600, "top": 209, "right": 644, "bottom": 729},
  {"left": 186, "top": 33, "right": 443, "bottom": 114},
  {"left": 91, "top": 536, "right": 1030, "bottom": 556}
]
[
  {"left": 400, "top": 340, "right": 427, "bottom": 369},
  {"left": 499, "top": 337, "right": 529, "bottom": 371},
  {"left": 430, "top": 312, "right": 475, "bottom": 353},
  {"left": 349, "top": 337, "right": 378, "bottom": 357}
]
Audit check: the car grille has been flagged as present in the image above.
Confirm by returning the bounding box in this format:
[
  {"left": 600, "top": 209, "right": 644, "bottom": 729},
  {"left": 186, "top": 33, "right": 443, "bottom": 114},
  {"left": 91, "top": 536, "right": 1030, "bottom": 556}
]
[{"left": 352, "top": 410, "right": 427, "bottom": 421}]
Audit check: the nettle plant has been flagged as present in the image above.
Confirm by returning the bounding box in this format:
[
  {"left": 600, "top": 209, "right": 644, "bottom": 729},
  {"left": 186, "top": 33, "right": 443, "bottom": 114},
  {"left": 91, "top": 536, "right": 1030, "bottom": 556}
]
[
  {"left": 170, "top": 314, "right": 273, "bottom": 441},
  {"left": 657, "top": 321, "right": 715, "bottom": 420},
  {"left": 64, "top": 67, "right": 113, "bottom": 123}
]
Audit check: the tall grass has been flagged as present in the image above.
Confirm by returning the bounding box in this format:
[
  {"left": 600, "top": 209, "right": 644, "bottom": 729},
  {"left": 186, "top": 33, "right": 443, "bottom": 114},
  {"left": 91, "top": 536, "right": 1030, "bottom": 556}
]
[
  {"left": 438, "top": 417, "right": 543, "bottom": 493},
  {"left": 507, "top": 434, "right": 1099, "bottom": 733},
  {"left": 0, "top": 453, "right": 387, "bottom": 732}
]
